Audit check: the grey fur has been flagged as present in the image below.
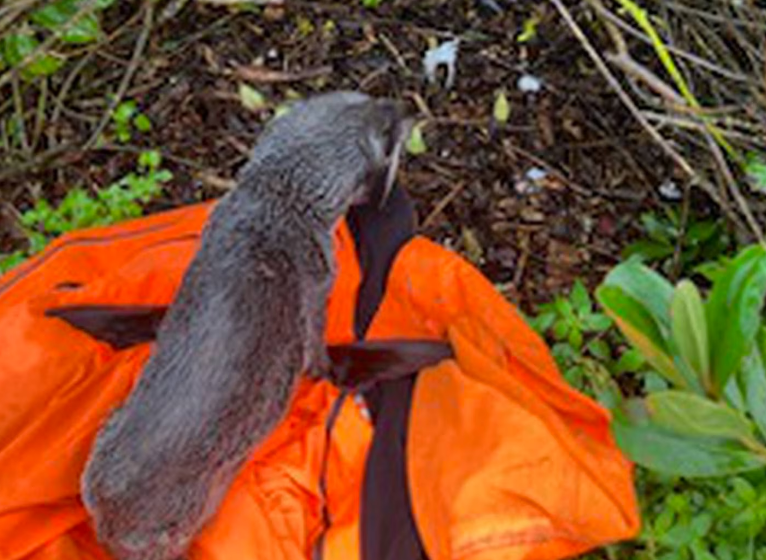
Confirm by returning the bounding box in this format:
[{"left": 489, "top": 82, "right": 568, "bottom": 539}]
[{"left": 80, "top": 91, "right": 411, "bottom": 560}]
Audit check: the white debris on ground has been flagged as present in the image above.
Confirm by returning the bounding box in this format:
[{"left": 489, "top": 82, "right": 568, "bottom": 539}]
[
  {"left": 423, "top": 39, "right": 460, "bottom": 89},
  {"left": 517, "top": 73, "right": 543, "bottom": 93},
  {"left": 515, "top": 166, "right": 548, "bottom": 195},
  {"left": 658, "top": 179, "right": 683, "bottom": 200}
]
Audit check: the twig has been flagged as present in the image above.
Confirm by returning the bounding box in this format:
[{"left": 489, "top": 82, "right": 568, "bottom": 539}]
[
  {"left": 50, "top": 50, "right": 99, "bottom": 128},
  {"left": 31, "top": 75, "right": 48, "bottom": 151},
  {"left": 705, "top": 132, "right": 765, "bottom": 244},
  {"left": 421, "top": 181, "right": 466, "bottom": 230},
  {"left": 0, "top": 144, "right": 74, "bottom": 182},
  {"left": 230, "top": 64, "right": 333, "bottom": 84},
  {"left": 606, "top": 52, "right": 686, "bottom": 105},
  {"left": 197, "top": 0, "right": 282, "bottom": 4},
  {"left": 0, "top": 0, "right": 42, "bottom": 35},
  {"left": 588, "top": 0, "right": 750, "bottom": 83},
  {"left": 378, "top": 32, "right": 411, "bottom": 75},
  {"left": 512, "top": 231, "right": 530, "bottom": 290},
  {"left": 84, "top": 1, "right": 154, "bottom": 149},
  {"left": 11, "top": 74, "right": 30, "bottom": 154}
]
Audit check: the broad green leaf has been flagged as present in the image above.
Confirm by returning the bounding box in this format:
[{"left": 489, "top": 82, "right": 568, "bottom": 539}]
[
  {"left": 706, "top": 245, "right": 766, "bottom": 394},
  {"left": 742, "top": 330, "right": 766, "bottom": 442},
  {"left": 671, "top": 280, "right": 710, "bottom": 389},
  {"left": 723, "top": 374, "right": 747, "bottom": 413},
  {"left": 596, "top": 284, "right": 684, "bottom": 388},
  {"left": 492, "top": 90, "right": 510, "bottom": 124},
  {"left": 601, "top": 260, "right": 674, "bottom": 337},
  {"left": 613, "top": 408, "right": 766, "bottom": 477},
  {"left": 647, "top": 391, "right": 757, "bottom": 443}
]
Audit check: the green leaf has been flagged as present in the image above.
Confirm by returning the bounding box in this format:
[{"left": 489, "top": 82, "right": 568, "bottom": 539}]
[
  {"left": 24, "top": 53, "right": 63, "bottom": 77},
  {"left": 622, "top": 238, "right": 674, "bottom": 262},
  {"left": 238, "top": 83, "right": 266, "bottom": 112},
  {"left": 138, "top": 150, "right": 161, "bottom": 169},
  {"left": 552, "top": 319, "right": 569, "bottom": 340},
  {"left": 686, "top": 220, "right": 719, "bottom": 244},
  {"left": 583, "top": 313, "right": 612, "bottom": 332},
  {"left": 613, "top": 407, "right": 766, "bottom": 477},
  {"left": 567, "top": 327, "right": 583, "bottom": 351},
  {"left": 616, "top": 348, "right": 645, "bottom": 373},
  {"left": 671, "top": 280, "right": 710, "bottom": 389},
  {"left": 31, "top": 0, "right": 101, "bottom": 44},
  {"left": 517, "top": 14, "right": 540, "bottom": 43},
  {"left": 587, "top": 339, "right": 611, "bottom": 361},
  {"left": 133, "top": 113, "right": 152, "bottom": 133},
  {"left": 602, "top": 260, "right": 674, "bottom": 337},
  {"left": 61, "top": 13, "right": 101, "bottom": 44},
  {"left": 641, "top": 212, "right": 675, "bottom": 242},
  {"left": 2, "top": 33, "right": 38, "bottom": 66},
  {"left": 570, "top": 279, "right": 590, "bottom": 314},
  {"left": 406, "top": 122, "right": 427, "bottom": 155},
  {"left": 31, "top": 0, "right": 78, "bottom": 28},
  {"left": 113, "top": 100, "right": 136, "bottom": 123},
  {"left": 596, "top": 284, "right": 684, "bottom": 388},
  {"left": 742, "top": 331, "right": 766, "bottom": 442},
  {"left": 0, "top": 251, "right": 27, "bottom": 273},
  {"left": 706, "top": 245, "right": 766, "bottom": 394},
  {"left": 492, "top": 90, "right": 510, "bottom": 124},
  {"left": 646, "top": 391, "right": 757, "bottom": 443}
]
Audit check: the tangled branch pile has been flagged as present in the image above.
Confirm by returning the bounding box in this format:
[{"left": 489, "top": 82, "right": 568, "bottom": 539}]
[{"left": 565, "top": 0, "right": 766, "bottom": 241}]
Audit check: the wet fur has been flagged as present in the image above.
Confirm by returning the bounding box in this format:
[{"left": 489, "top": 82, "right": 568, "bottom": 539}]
[{"left": 81, "top": 91, "right": 410, "bottom": 560}]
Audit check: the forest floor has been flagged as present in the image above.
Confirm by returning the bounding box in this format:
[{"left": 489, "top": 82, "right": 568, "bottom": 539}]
[{"left": 0, "top": 0, "right": 716, "bottom": 309}]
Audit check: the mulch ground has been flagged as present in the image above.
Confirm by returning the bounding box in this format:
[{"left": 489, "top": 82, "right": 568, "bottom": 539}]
[{"left": 0, "top": 0, "right": 690, "bottom": 310}]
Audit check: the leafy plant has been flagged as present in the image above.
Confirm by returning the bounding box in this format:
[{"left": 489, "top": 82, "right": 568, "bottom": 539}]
[
  {"left": 0, "top": 0, "right": 116, "bottom": 79},
  {"left": 622, "top": 207, "right": 731, "bottom": 279},
  {"left": 597, "top": 246, "right": 766, "bottom": 477},
  {"left": 0, "top": 151, "right": 170, "bottom": 274},
  {"left": 111, "top": 100, "right": 152, "bottom": 143},
  {"left": 529, "top": 279, "right": 644, "bottom": 405}
]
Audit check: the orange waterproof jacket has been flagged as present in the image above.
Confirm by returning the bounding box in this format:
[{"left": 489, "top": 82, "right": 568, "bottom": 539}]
[{"left": 0, "top": 185, "right": 639, "bottom": 560}]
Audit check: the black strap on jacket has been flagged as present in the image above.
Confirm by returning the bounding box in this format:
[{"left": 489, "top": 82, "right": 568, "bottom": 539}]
[{"left": 45, "top": 183, "right": 444, "bottom": 560}]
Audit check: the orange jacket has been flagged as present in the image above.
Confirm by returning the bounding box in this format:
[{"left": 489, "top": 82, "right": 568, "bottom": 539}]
[{"left": 0, "top": 186, "right": 639, "bottom": 560}]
